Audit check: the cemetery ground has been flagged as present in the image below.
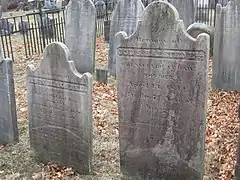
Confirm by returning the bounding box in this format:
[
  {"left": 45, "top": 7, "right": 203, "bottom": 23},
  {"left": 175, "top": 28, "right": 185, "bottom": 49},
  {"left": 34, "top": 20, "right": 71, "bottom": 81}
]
[{"left": 0, "top": 35, "right": 239, "bottom": 180}]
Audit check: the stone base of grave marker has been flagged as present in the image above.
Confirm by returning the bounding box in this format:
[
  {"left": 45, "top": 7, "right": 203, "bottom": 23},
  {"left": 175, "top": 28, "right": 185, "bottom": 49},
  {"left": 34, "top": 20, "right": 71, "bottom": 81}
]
[{"left": 96, "top": 68, "right": 108, "bottom": 84}]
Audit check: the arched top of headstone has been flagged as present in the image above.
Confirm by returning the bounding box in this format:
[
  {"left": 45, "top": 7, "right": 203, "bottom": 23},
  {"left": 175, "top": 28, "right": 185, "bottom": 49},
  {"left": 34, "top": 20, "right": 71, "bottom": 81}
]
[
  {"left": 66, "top": 0, "right": 96, "bottom": 13},
  {"left": 27, "top": 42, "right": 91, "bottom": 83},
  {"left": 116, "top": 1, "right": 207, "bottom": 44},
  {"left": 217, "top": 0, "right": 240, "bottom": 9}
]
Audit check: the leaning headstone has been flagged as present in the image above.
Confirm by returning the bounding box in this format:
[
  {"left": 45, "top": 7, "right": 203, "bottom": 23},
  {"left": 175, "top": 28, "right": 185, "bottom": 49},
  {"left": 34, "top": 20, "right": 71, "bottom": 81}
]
[
  {"left": 108, "top": 0, "right": 144, "bottom": 76},
  {"left": 27, "top": 42, "right": 93, "bottom": 173},
  {"left": 0, "top": 52, "right": 18, "bottom": 144},
  {"left": 168, "top": 0, "right": 195, "bottom": 28},
  {"left": 212, "top": 0, "right": 240, "bottom": 90},
  {"left": 65, "top": 0, "right": 96, "bottom": 74},
  {"left": 116, "top": 1, "right": 209, "bottom": 179}
]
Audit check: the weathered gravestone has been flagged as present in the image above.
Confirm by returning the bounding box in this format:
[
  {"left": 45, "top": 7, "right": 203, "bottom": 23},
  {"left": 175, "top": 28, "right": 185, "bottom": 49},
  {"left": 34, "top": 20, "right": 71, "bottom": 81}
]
[
  {"left": 116, "top": 1, "right": 209, "bottom": 179},
  {"left": 65, "top": 0, "right": 96, "bottom": 74},
  {"left": 108, "top": 0, "right": 144, "bottom": 76},
  {"left": 212, "top": 0, "right": 240, "bottom": 90},
  {"left": 0, "top": 51, "right": 18, "bottom": 144},
  {"left": 168, "top": 0, "right": 195, "bottom": 28},
  {"left": 0, "top": 19, "right": 14, "bottom": 35},
  {"left": 27, "top": 42, "right": 93, "bottom": 174}
]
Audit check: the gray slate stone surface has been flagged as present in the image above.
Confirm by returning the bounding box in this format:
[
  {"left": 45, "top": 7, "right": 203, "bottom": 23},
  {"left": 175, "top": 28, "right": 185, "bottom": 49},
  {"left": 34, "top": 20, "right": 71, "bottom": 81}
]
[
  {"left": 108, "top": 0, "right": 144, "bottom": 76},
  {"left": 187, "top": 23, "right": 215, "bottom": 51},
  {"left": 212, "top": 0, "right": 240, "bottom": 90},
  {"left": 65, "top": 0, "right": 96, "bottom": 74},
  {"left": 0, "top": 51, "right": 18, "bottom": 144},
  {"left": 27, "top": 42, "right": 93, "bottom": 174},
  {"left": 116, "top": 1, "right": 209, "bottom": 179},
  {"left": 168, "top": 0, "right": 196, "bottom": 28}
]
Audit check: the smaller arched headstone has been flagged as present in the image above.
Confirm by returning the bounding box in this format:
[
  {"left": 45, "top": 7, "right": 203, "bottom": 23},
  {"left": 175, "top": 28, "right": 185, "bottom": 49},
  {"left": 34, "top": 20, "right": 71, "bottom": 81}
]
[{"left": 27, "top": 42, "right": 93, "bottom": 173}]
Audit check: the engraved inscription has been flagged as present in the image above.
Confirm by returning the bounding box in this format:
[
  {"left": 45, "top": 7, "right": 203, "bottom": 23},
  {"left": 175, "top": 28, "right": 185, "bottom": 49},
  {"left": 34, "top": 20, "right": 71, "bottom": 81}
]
[
  {"left": 28, "top": 76, "right": 88, "bottom": 92},
  {"left": 117, "top": 47, "right": 205, "bottom": 61}
]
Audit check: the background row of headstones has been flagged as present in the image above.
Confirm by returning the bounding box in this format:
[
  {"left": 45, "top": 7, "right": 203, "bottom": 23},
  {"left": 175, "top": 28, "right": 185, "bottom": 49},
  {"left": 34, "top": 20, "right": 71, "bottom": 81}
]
[{"left": 1, "top": 0, "right": 240, "bottom": 179}]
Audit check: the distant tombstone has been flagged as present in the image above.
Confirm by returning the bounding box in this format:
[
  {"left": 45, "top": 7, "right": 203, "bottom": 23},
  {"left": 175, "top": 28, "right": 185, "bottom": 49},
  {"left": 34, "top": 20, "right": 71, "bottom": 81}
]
[
  {"left": 56, "top": 0, "right": 63, "bottom": 9},
  {"left": 16, "top": 2, "right": 24, "bottom": 11},
  {"left": 18, "top": 20, "right": 29, "bottom": 34},
  {"left": 65, "top": 0, "right": 96, "bottom": 74},
  {"left": 44, "top": 0, "right": 56, "bottom": 9},
  {"left": 168, "top": 0, "right": 195, "bottom": 28},
  {"left": 108, "top": 0, "right": 144, "bottom": 76},
  {"left": 95, "top": 1, "right": 106, "bottom": 19},
  {"left": 116, "top": 1, "right": 209, "bottom": 179},
  {"left": 0, "top": 19, "right": 14, "bottom": 35},
  {"left": 0, "top": 52, "right": 18, "bottom": 144},
  {"left": 44, "top": 0, "right": 52, "bottom": 8},
  {"left": 104, "top": 20, "right": 110, "bottom": 43},
  {"left": 187, "top": 23, "right": 215, "bottom": 52},
  {"left": 27, "top": 42, "right": 93, "bottom": 174},
  {"left": 37, "top": 16, "right": 55, "bottom": 39},
  {"left": 212, "top": 0, "right": 240, "bottom": 90},
  {"left": 0, "top": 0, "right": 7, "bottom": 12}
]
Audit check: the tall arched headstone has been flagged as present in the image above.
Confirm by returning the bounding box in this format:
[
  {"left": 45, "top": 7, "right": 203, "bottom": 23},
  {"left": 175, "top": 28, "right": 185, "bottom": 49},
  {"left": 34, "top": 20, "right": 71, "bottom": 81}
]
[
  {"left": 108, "top": 0, "right": 144, "bottom": 76},
  {"left": 168, "top": 0, "right": 195, "bottom": 28},
  {"left": 27, "top": 42, "right": 93, "bottom": 173},
  {"left": 65, "top": 0, "right": 96, "bottom": 74},
  {"left": 116, "top": 1, "right": 209, "bottom": 179},
  {"left": 212, "top": 0, "right": 240, "bottom": 90}
]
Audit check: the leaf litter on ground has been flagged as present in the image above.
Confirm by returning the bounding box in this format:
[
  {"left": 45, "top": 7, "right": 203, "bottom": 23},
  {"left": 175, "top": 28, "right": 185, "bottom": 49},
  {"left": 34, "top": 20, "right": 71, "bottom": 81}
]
[{"left": 0, "top": 35, "right": 239, "bottom": 180}]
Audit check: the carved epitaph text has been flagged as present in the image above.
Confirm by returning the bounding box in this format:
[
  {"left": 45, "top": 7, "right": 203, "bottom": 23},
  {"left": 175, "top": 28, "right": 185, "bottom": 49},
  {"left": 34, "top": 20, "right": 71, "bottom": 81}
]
[
  {"left": 0, "top": 55, "right": 18, "bottom": 144},
  {"left": 108, "top": 0, "right": 144, "bottom": 76},
  {"left": 116, "top": 2, "right": 209, "bottom": 179},
  {"left": 65, "top": 0, "right": 96, "bottom": 73},
  {"left": 212, "top": 0, "right": 240, "bottom": 90},
  {"left": 27, "top": 42, "right": 92, "bottom": 174}
]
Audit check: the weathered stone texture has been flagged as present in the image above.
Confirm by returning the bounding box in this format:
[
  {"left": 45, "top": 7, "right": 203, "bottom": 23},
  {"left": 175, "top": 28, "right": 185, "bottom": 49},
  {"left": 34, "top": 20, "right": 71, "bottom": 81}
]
[
  {"left": 65, "top": 0, "right": 96, "bottom": 73},
  {"left": 116, "top": 2, "right": 209, "bottom": 179},
  {"left": 108, "top": 0, "right": 144, "bottom": 76},
  {"left": 212, "top": 0, "right": 240, "bottom": 90},
  {"left": 27, "top": 42, "right": 92, "bottom": 174}
]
